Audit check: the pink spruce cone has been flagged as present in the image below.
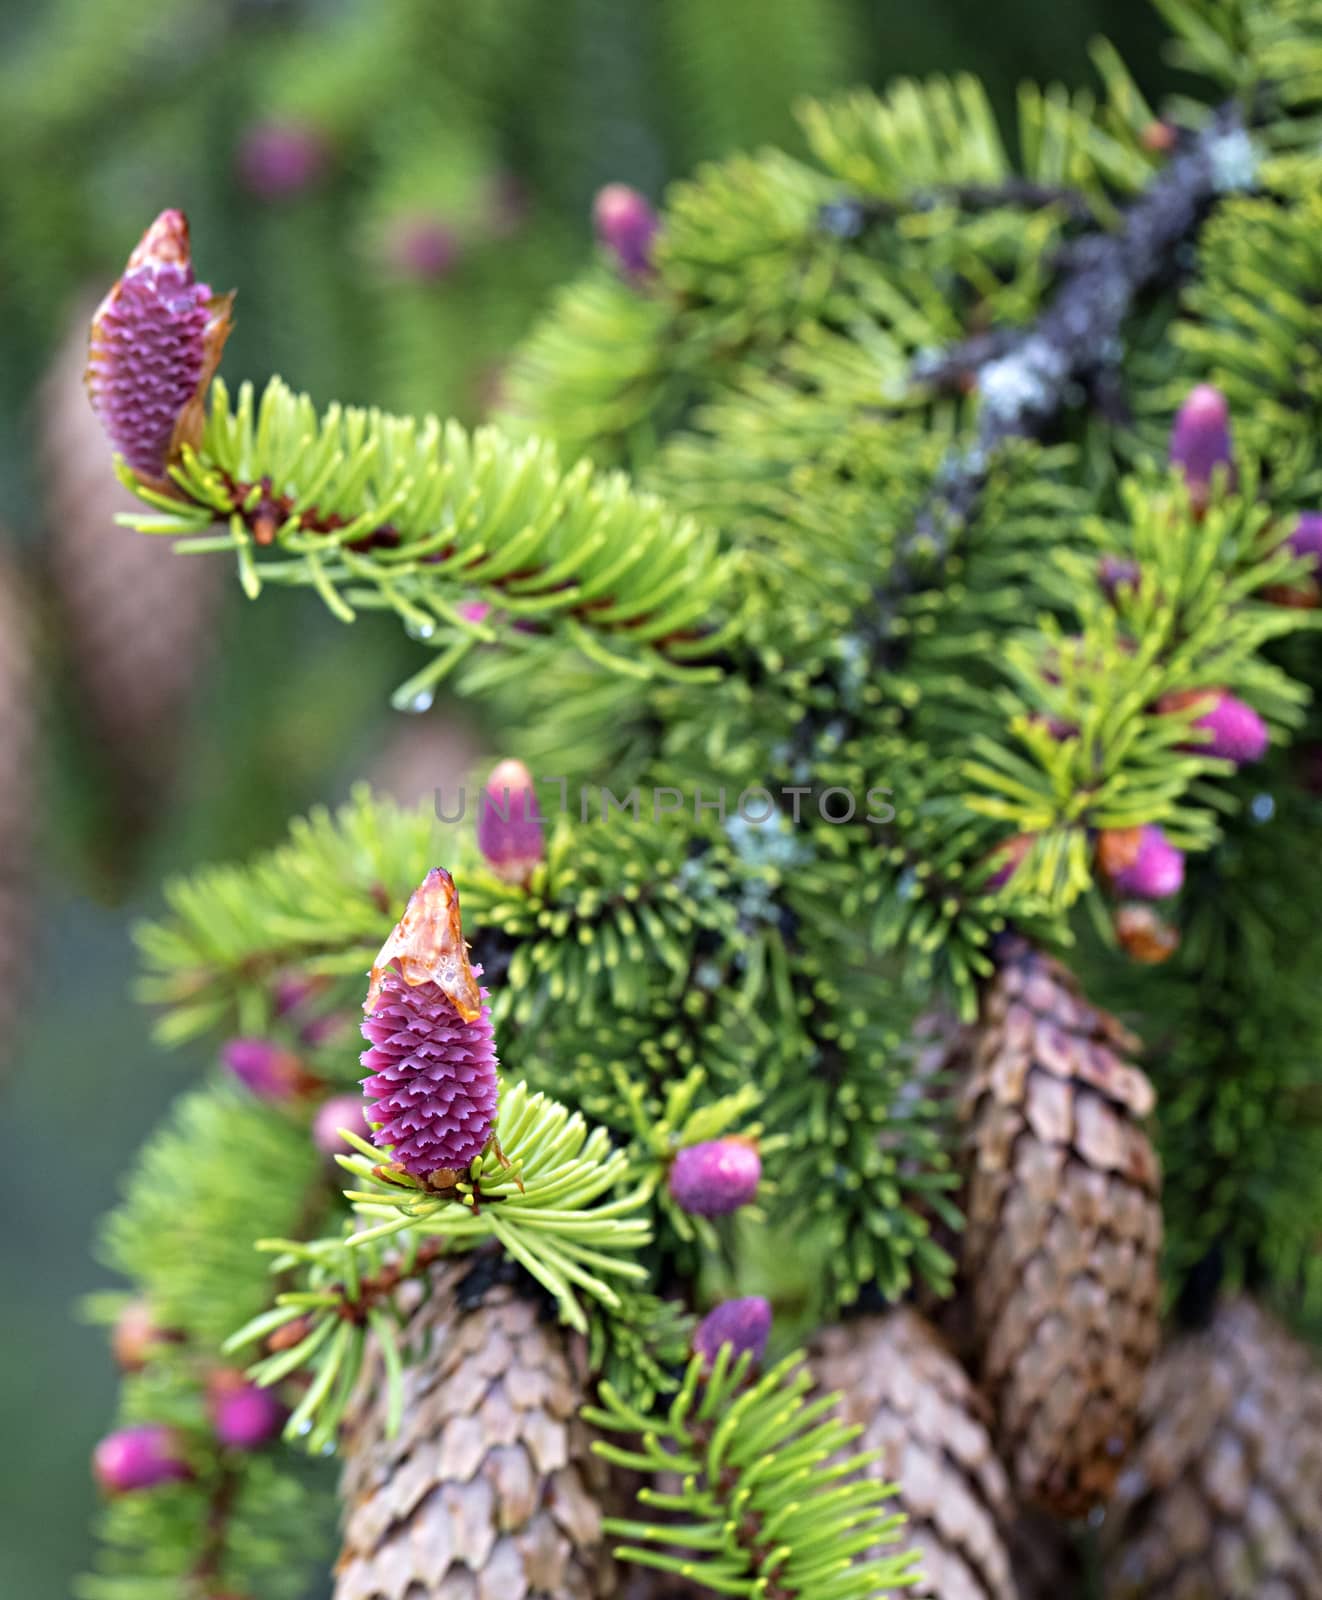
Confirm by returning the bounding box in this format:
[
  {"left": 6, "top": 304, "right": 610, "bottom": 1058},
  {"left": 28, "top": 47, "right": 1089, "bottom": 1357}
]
[
  {"left": 1161, "top": 688, "right": 1269, "bottom": 766},
  {"left": 1109, "top": 825, "right": 1185, "bottom": 900},
  {"left": 360, "top": 966, "right": 499, "bottom": 1181},
  {"left": 86, "top": 209, "right": 233, "bottom": 485},
  {"left": 693, "top": 1297, "right": 772, "bottom": 1368},
  {"left": 475, "top": 758, "right": 544, "bottom": 884},
  {"left": 1169, "top": 383, "right": 1235, "bottom": 510},
  {"left": 593, "top": 184, "right": 659, "bottom": 277},
  {"left": 93, "top": 1425, "right": 191, "bottom": 1495},
  {"left": 312, "top": 1093, "right": 368, "bottom": 1156},
  {"left": 668, "top": 1137, "right": 761, "bottom": 1217},
  {"left": 221, "top": 1038, "right": 311, "bottom": 1101},
  {"left": 1287, "top": 512, "right": 1322, "bottom": 570},
  {"left": 209, "top": 1373, "right": 285, "bottom": 1451}
]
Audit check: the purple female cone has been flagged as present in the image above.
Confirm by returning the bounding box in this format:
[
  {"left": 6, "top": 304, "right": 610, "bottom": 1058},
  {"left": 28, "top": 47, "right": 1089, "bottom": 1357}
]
[
  {"left": 86, "top": 209, "right": 233, "bottom": 485},
  {"left": 361, "top": 971, "right": 498, "bottom": 1180}
]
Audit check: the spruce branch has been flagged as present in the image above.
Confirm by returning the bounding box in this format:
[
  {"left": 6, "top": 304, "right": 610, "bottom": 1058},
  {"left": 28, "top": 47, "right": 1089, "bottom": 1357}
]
[
  {"left": 111, "top": 374, "right": 739, "bottom": 701},
  {"left": 586, "top": 1347, "right": 918, "bottom": 1597}
]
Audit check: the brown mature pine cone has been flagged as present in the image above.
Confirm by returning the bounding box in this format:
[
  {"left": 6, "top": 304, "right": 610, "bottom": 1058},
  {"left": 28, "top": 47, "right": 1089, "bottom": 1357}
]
[
  {"left": 960, "top": 935, "right": 1162, "bottom": 1517},
  {"left": 1102, "top": 1297, "right": 1322, "bottom": 1599},
  {"left": 40, "top": 298, "right": 219, "bottom": 857},
  {"left": 811, "top": 1308, "right": 1016, "bottom": 1600},
  {"left": 0, "top": 551, "right": 36, "bottom": 1073},
  {"left": 335, "top": 1256, "right": 617, "bottom": 1600}
]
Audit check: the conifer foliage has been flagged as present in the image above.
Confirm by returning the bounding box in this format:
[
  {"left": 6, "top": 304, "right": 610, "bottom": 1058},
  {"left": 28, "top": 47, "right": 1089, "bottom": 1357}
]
[{"left": 77, "top": 1, "right": 1322, "bottom": 1595}]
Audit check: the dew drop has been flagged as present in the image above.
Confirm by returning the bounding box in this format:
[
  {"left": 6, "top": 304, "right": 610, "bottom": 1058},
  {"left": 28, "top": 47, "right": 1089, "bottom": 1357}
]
[{"left": 405, "top": 616, "right": 437, "bottom": 642}]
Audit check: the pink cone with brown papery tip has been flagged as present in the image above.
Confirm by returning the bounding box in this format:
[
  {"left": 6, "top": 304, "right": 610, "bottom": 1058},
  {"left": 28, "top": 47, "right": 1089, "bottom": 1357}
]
[
  {"left": 360, "top": 869, "right": 498, "bottom": 1181},
  {"left": 86, "top": 209, "right": 233, "bottom": 486}
]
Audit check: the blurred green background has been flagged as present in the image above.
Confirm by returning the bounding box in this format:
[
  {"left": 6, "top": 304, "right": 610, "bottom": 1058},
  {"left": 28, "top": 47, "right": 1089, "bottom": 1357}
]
[{"left": 0, "top": 1, "right": 1174, "bottom": 1593}]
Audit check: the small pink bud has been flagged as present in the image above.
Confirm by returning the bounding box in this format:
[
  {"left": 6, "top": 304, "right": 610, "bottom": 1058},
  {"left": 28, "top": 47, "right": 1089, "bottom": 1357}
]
[
  {"left": 385, "top": 214, "right": 462, "bottom": 281},
  {"left": 475, "top": 759, "right": 543, "bottom": 885},
  {"left": 458, "top": 599, "right": 492, "bottom": 625},
  {"left": 1169, "top": 384, "right": 1235, "bottom": 511},
  {"left": 1161, "top": 689, "right": 1269, "bottom": 766},
  {"left": 668, "top": 1138, "right": 761, "bottom": 1218},
  {"left": 312, "top": 1094, "right": 368, "bottom": 1156},
  {"left": 221, "top": 1038, "right": 310, "bottom": 1101},
  {"left": 237, "top": 120, "right": 327, "bottom": 199},
  {"left": 1109, "top": 825, "right": 1184, "bottom": 900},
  {"left": 693, "top": 1298, "right": 772, "bottom": 1368},
  {"left": 1287, "top": 512, "right": 1322, "bottom": 570},
  {"left": 208, "top": 1373, "right": 285, "bottom": 1451},
  {"left": 593, "top": 184, "right": 659, "bottom": 278},
  {"left": 93, "top": 1425, "right": 191, "bottom": 1495}
]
